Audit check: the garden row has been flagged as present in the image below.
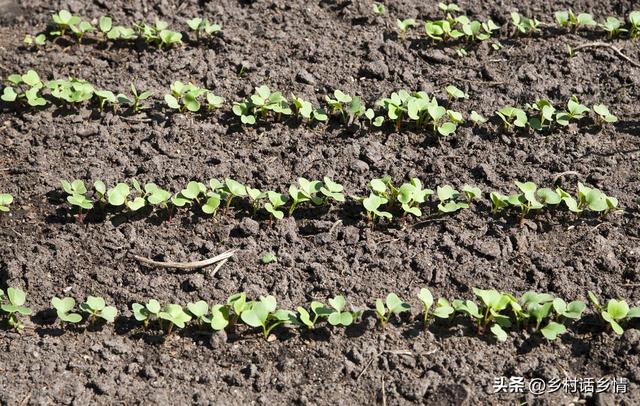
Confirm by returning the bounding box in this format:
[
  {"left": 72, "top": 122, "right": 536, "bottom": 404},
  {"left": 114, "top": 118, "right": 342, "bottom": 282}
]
[
  {"left": 0, "top": 176, "right": 619, "bottom": 226},
  {"left": 21, "top": 7, "right": 640, "bottom": 51},
  {"left": 1, "top": 71, "right": 618, "bottom": 137},
  {"left": 1, "top": 286, "right": 638, "bottom": 343}
]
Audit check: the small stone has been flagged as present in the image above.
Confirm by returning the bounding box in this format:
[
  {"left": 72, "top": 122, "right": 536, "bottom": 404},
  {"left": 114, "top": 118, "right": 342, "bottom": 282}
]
[
  {"left": 295, "top": 69, "right": 316, "bottom": 85},
  {"left": 236, "top": 218, "right": 260, "bottom": 237}
]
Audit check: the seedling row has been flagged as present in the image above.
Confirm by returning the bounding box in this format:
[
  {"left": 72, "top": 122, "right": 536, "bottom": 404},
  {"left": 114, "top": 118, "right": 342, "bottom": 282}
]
[
  {"left": 0, "top": 71, "right": 619, "bottom": 139},
  {"left": 1, "top": 286, "right": 638, "bottom": 343}
]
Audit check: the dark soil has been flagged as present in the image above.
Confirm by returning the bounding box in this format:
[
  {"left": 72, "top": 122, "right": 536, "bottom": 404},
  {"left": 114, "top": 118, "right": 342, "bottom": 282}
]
[{"left": 1, "top": 0, "right": 640, "bottom": 404}]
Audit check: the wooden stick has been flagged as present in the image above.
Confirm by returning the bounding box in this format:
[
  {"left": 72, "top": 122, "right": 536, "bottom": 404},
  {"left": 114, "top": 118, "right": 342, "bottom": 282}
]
[
  {"left": 131, "top": 249, "right": 236, "bottom": 270},
  {"left": 572, "top": 42, "right": 640, "bottom": 68}
]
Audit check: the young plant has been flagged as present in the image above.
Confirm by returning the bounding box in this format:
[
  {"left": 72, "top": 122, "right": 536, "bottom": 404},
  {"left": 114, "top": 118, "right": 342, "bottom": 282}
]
[
  {"left": 297, "top": 301, "right": 332, "bottom": 329},
  {"left": 158, "top": 304, "right": 192, "bottom": 333},
  {"left": 397, "top": 178, "right": 433, "bottom": 217},
  {"left": 445, "top": 85, "right": 467, "bottom": 101},
  {"left": 240, "top": 295, "right": 297, "bottom": 339},
  {"left": 555, "top": 10, "right": 596, "bottom": 31},
  {"left": 325, "top": 89, "right": 363, "bottom": 123},
  {"left": 319, "top": 177, "right": 345, "bottom": 204},
  {"left": 94, "top": 89, "right": 118, "bottom": 111},
  {"left": 630, "top": 11, "right": 640, "bottom": 39},
  {"left": 496, "top": 106, "right": 527, "bottom": 129},
  {"left": 454, "top": 288, "right": 513, "bottom": 342},
  {"left": 375, "top": 293, "right": 410, "bottom": 328},
  {"left": 592, "top": 104, "right": 617, "bottom": 124},
  {"left": 1, "top": 288, "right": 32, "bottom": 331},
  {"left": 136, "top": 18, "right": 182, "bottom": 48},
  {"left": 527, "top": 99, "right": 556, "bottom": 131},
  {"left": 61, "top": 179, "right": 93, "bottom": 220},
  {"left": 131, "top": 299, "right": 161, "bottom": 328},
  {"left": 600, "top": 17, "right": 627, "bottom": 38},
  {"left": 264, "top": 191, "right": 288, "bottom": 220},
  {"left": 326, "top": 295, "right": 356, "bottom": 326},
  {"left": 291, "top": 94, "right": 328, "bottom": 123},
  {"left": 0, "top": 193, "right": 13, "bottom": 213},
  {"left": 511, "top": 12, "right": 540, "bottom": 35},
  {"left": 588, "top": 292, "right": 640, "bottom": 335},
  {"left": 556, "top": 96, "right": 590, "bottom": 126},
  {"left": 288, "top": 178, "right": 322, "bottom": 216},
  {"left": 117, "top": 83, "right": 153, "bottom": 113},
  {"left": 469, "top": 110, "right": 488, "bottom": 125},
  {"left": 51, "top": 297, "right": 82, "bottom": 325},
  {"left": 187, "top": 300, "right": 210, "bottom": 325},
  {"left": 362, "top": 193, "right": 392, "bottom": 223},
  {"left": 576, "top": 182, "right": 618, "bottom": 213},
  {"left": 50, "top": 10, "right": 81, "bottom": 36},
  {"left": 221, "top": 178, "right": 247, "bottom": 210},
  {"left": 172, "top": 181, "right": 207, "bottom": 208},
  {"left": 186, "top": 17, "right": 221, "bottom": 40},
  {"left": 372, "top": 3, "right": 386, "bottom": 16},
  {"left": 396, "top": 18, "right": 416, "bottom": 40},
  {"left": 23, "top": 34, "right": 46, "bottom": 47},
  {"left": 165, "top": 81, "right": 208, "bottom": 112},
  {"left": 79, "top": 296, "right": 117, "bottom": 324},
  {"left": 436, "top": 185, "right": 469, "bottom": 213},
  {"left": 210, "top": 304, "right": 230, "bottom": 331}
]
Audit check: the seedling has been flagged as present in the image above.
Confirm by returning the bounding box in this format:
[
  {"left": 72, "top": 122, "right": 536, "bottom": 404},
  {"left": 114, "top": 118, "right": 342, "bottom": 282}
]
[
  {"left": 165, "top": 81, "right": 208, "bottom": 113},
  {"left": 469, "top": 111, "right": 487, "bottom": 125},
  {"left": 136, "top": 18, "right": 182, "bottom": 48},
  {"left": 106, "top": 25, "right": 137, "bottom": 40},
  {"left": 51, "top": 297, "right": 82, "bottom": 325},
  {"left": 297, "top": 302, "right": 332, "bottom": 329},
  {"left": 592, "top": 104, "right": 617, "bottom": 124},
  {"left": 511, "top": 12, "right": 540, "bottom": 35},
  {"left": 326, "top": 295, "right": 356, "bottom": 326},
  {"left": 496, "top": 106, "right": 527, "bottom": 129},
  {"left": 233, "top": 85, "right": 291, "bottom": 124},
  {"left": 79, "top": 296, "right": 117, "bottom": 324},
  {"left": 98, "top": 16, "right": 112, "bottom": 37},
  {"left": 378, "top": 89, "right": 413, "bottom": 130},
  {"left": 291, "top": 94, "right": 328, "bottom": 123},
  {"left": 457, "top": 16, "right": 498, "bottom": 42},
  {"left": 158, "top": 304, "right": 192, "bottom": 333},
  {"left": 24, "top": 34, "right": 46, "bottom": 46},
  {"left": 600, "top": 17, "right": 627, "bottom": 38},
  {"left": 555, "top": 10, "right": 596, "bottom": 31},
  {"left": 445, "top": 85, "right": 467, "bottom": 101},
  {"left": 61, "top": 179, "right": 93, "bottom": 220},
  {"left": 418, "top": 288, "right": 433, "bottom": 324},
  {"left": 630, "top": 11, "right": 640, "bottom": 39},
  {"left": 396, "top": 18, "right": 416, "bottom": 40},
  {"left": 576, "top": 182, "right": 618, "bottom": 213},
  {"left": 0, "top": 193, "right": 13, "bottom": 212},
  {"left": 288, "top": 178, "right": 323, "bottom": 216},
  {"left": 424, "top": 20, "right": 463, "bottom": 41},
  {"left": 145, "top": 183, "right": 172, "bottom": 210},
  {"left": 588, "top": 292, "right": 640, "bottom": 335},
  {"left": 187, "top": 300, "right": 210, "bottom": 324},
  {"left": 552, "top": 298, "right": 586, "bottom": 321},
  {"left": 227, "top": 292, "right": 251, "bottom": 325},
  {"left": 132, "top": 299, "right": 161, "bottom": 328},
  {"left": 264, "top": 191, "right": 288, "bottom": 220},
  {"left": 240, "top": 295, "right": 297, "bottom": 339},
  {"left": 94, "top": 89, "right": 118, "bottom": 111},
  {"left": 70, "top": 20, "right": 95, "bottom": 43},
  {"left": 362, "top": 193, "right": 392, "bottom": 223},
  {"left": 397, "top": 178, "right": 433, "bottom": 217},
  {"left": 210, "top": 304, "right": 230, "bottom": 331},
  {"left": 3, "top": 70, "right": 46, "bottom": 106},
  {"left": 1, "top": 288, "right": 32, "bottom": 331},
  {"left": 372, "top": 3, "right": 386, "bottom": 16},
  {"left": 117, "top": 83, "right": 153, "bottom": 113},
  {"left": 172, "top": 181, "right": 207, "bottom": 207},
  {"left": 246, "top": 186, "right": 265, "bottom": 215},
  {"left": 454, "top": 288, "right": 512, "bottom": 342},
  {"left": 186, "top": 17, "right": 221, "bottom": 40},
  {"left": 261, "top": 252, "right": 277, "bottom": 264},
  {"left": 325, "top": 89, "right": 361, "bottom": 123},
  {"left": 436, "top": 185, "right": 469, "bottom": 213},
  {"left": 221, "top": 178, "right": 247, "bottom": 210},
  {"left": 556, "top": 96, "right": 590, "bottom": 126},
  {"left": 47, "top": 78, "right": 95, "bottom": 104},
  {"left": 364, "top": 108, "right": 384, "bottom": 127},
  {"left": 319, "top": 177, "right": 345, "bottom": 204},
  {"left": 375, "top": 293, "right": 410, "bottom": 328},
  {"left": 51, "top": 10, "right": 81, "bottom": 36}
]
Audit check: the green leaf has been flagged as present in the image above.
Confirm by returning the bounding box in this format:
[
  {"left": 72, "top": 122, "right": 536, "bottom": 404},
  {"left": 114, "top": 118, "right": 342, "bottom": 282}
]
[
  {"left": 541, "top": 321, "right": 566, "bottom": 340},
  {"left": 328, "top": 295, "right": 346, "bottom": 312},
  {"left": 490, "top": 323, "right": 508, "bottom": 342}
]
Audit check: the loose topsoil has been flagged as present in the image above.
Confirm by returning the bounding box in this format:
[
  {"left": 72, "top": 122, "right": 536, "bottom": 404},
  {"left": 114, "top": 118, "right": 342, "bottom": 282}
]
[{"left": 1, "top": 0, "right": 640, "bottom": 404}]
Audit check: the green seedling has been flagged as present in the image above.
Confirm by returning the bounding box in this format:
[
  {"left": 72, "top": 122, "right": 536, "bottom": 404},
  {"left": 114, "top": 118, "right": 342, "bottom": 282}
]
[
  {"left": 424, "top": 19, "right": 463, "bottom": 41},
  {"left": 70, "top": 20, "right": 95, "bottom": 43},
  {"left": 210, "top": 304, "right": 230, "bottom": 331},
  {"left": 79, "top": 296, "right": 117, "bottom": 324},
  {"left": 364, "top": 108, "right": 384, "bottom": 127},
  {"left": 588, "top": 292, "right": 640, "bottom": 335},
  {"left": 630, "top": 11, "right": 640, "bottom": 39},
  {"left": 0, "top": 193, "right": 13, "bottom": 212},
  {"left": 117, "top": 83, "right": 153, "bottom": 113},
  {"left": 1, "top": 288, "right": 32, "bottom": 331},
  {"left": 246, "top": 186, "right": 265, "bottom": 215},
  {"left": 94, "top": 89, "right": 117, "bottom": 111},
  {"left": 233, "top": 85, "right": 291, "bottom": 124},
  {"left": 556, "top": 96, "right": 590, "bottom": 126},
  {"left": 264, "top": 191, "right": 288, "bottom": 220},
  {"left": 132, "top": 299, "right": 161, "bottom": 328},
  {"left": 288, "top": 177, "right": 323, "bottom": 216},
  {"left": 165, "top": 81, "right": 209, "bottom": 113},
  {"left": 511, "top": 12, "right": 540, "bottom": 35},
  {"left": 291, "top": 94, "right": 328, "bottom": 123},
  {"left": 454, "top": 288, "right": 512, "bottom": 342},
  {"left": 592, "top": 104, "right": 617, "bottom": 124},
  {"left": 372, "top": 3, "right": 386, "bottom": 16},
  {"left": 61, "top": 179, "right": 93, "bottom": 220},
  {"left": 396, "top": 18, "right": 416, "bottom": 40},
  {"left": 206, "top": 92, "right": 224, "bottom": 110},
  {"left": 47, "top": 78, "right": 95, "bottom": 104},
  {"left": 202, "top": 193, "right": 221, "bottom": 218},
  {"left": 418, "top": 288, "right": 433, "bottom": 324},
  {"left": 325, "top": 89, "right": 362, "bottom": 123},
  {"left": 319, "top": 177, "right": 345, "bottom": 203},
  {"left": 187, "top": 300, "right": 210, "bottom": 324},
  {"left": 3, "top": 70, "right": 47, "bottom": 106},
  {"left": 552, "top": 298, "right": 586, "bottom": 321},
  {"left": 469, "top": 111, "right": 487, "bottom": 124},
  {"left": 98, "top": 16, "right": 112, "bottom": 36},
  {"left": 436, "top": 185, "right": 469, "bottom": 213},
  {"left": 375, "top": 293, "right": 410, "bottom": 328},
  {"left": 24, "top": 34, "right": 46, "bottom": 46},
  {"left": 327, "top": 295, "right": 356, "bottom": 326},
  {"left": 526, "top": 99, "right": 556, "bottom": 131},
  {"left": 158, "top": 304, "right": 192, "bottom": 333},
  {"left": 136, "top": 18, "right": 182, "bottom": 48},
  {"left": 600, "top": 17, "right": 627, "bottom": 38},
  {"left": 555, "top": 10, "right": 596, "bottom": 31},
  {"left": 106, "top": 25, "right": 137, "bottom": 40},
  {"left": 106, "top": 182, "right": 138, "bottom": 210},
  {"left": 51, "top": 10, "right": 81, "bottom": 36},
  {"left": 362, "top": 193, "right": 392, "bottom": 223},
  {"left": 227, "top": 292, "right": 251, "bottom": 325},
  {"left": 397, "top": 178, "right": 433, "bottom": 217},
  {"left": 297, "top": 302, "right": 332, "bottom": 329},
  {"left": 261, "top": 252, "right": 277, "bottom": 264},
  {"left": 186, "top": 17, "right": 221, "bottom": 40},
  {"left": 240, "top": 295, "right": 297, "bottom": 339},
  {"left": 455, "top": 48, "right": 467, "bottom": 58},
  {"left": 445, "top": 85, "right": 467, "bottom": 101},
  {"left": 145, "top": 183, "right": 172, "bottom": 210},
  {"left": 221, "top": 178, "right": 247, "bottom": 210},
  {"left": 172, "top": 181, "right": 207, "bottom": 207},
  {"left": 510, "top": 292, "right": 566, "bottom": 340},
  {"left": 576, "top": 182, "right": 618, "bottom": 213},
  {"left": 457, "top": 16, "right": 498, "bottom": 41},
  {"left": 496, "top": 106, "right": 527, "bottom": 129},
  {"left": 51, "top": 297, "right": 82, "bottom": 325},
  {"left": 378, "top": 89, "right": 412, "bottom": 130}
]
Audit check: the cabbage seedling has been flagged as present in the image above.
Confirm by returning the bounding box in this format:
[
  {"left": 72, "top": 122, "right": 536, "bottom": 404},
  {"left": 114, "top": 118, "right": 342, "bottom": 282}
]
[
  {"left": 265, "top": 191, "right": 288, "bottom": 220},
  {"left": 288, "top": 178, "right": 323, "bottom": 216},
  {"left": 496, "top": 106, "right": 527, "bottom": 129},
  {"left": 592, "top": 104, "right": 617, "bottom": 124},
  {"left": 325, "top": 89, "right": 355, "bottom": 123},
  {"left": 0, "top": 193, "right": 13, "bottom": 213},
  {"left": 240, "top": 295, "right": 296, "bottom": 339},
  {"left": 457, "top": 16, "right": 498, "bottom": 41},
  {"left": 327, "top": 295, "right": 356, "bottom": 326},
  {"left": 364, "top": 108, "right": 384, "bottom": 127},
  {"left": 98, "top": 16, "right": 112, "bottom": 37},
  {"left": 79, "top": 296, "right": 117, "bottom": 324},
  {"left": 70, "top": 20, "right": 95, "bottom": 43},
  {"left": 556, "top": 96, "right": 590, "bottom": 126},
  {"left": 132, "top": 299, "right": 161, "bottom": 328},
  {"left": 439, "top": 2, "right": 460, "bottom": 22},
  {"left": 136, "top": 19, "right": 182, "bottom": 48},
  {"left": 588, "top": 292, "right": 640, "bottom": 335},
  {"left": 600, "top": 17, "right": 627, "bottom": 38},
  {"left": 1, "top": 288, "right": 32, "bottom": 331},
  {"left": 375, "top": 293, "right": 410, "bottom": 328},
  {"left": 106, "top": 25, "right": 137, "bottom": 40},
  {"left": 246, "top": 186, "right": 265, "bottom": 215},
  {"left": 186, "top": 17, "right": 221, "bottom": 40},
  {"left": 51, "top": 296, "right": 82, "bottom": 325},
  {"left": 436, "top": 185, "right": 469, "bottom": 213},
  {"left": 396, "top": 18, "right": 416, "bottom": 40},
  {"left": 117, "top": 83, "right": 153, "bottom": 113},
  {"left": 158, "top": 304, "right": 192, "bottom": 333},
  {"left": 227, "top": 292, "right": 251, "bottom": 325},
  {"left": 297, "top": 302, "right": 332, "bottom": 329},
  {"left": 378, "top": 89, "right": 412, "bottom": 130}
]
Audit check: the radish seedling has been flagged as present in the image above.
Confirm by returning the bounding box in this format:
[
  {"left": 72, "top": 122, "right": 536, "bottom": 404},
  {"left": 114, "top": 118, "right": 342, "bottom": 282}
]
[
  {"left": 454, "top": 288, "right": 513, "bottom": 342},
  {"left": 469, "top": 111, "right": 487, "bottom": 124},
  {"left": 630, "top": 11, "right": 640, "bottom": 38},
  {"left": 94, "top": 90, "right": 117, "bottom": 111},
  {"left": 396, "top": 18, "right": 416, "bottom": 40},
  {"left": 375, "top": 293, "right": 410, "bottom": 328},
  {"left": 186, "top": 17, "right": 221, "bottom": 40},
  {"left": 327, "top": 295, "right": 356, "bottom": 326},
  {"left": 240, "top": 295, "right": 296, "bottom": 339},
  {"left": 576, "top": 183, "right": 618, "bottom": 213},
  {"left": 106, "top": 25, "right": 137, "bottom": 40},
  {"left": 588, "top": 292, "right": 640, "bottom": 335},
  {"left": 246, "top": 186, "right": 265, "bottom": 215},
  {"left": 51, "top": 10, "right": 81, "bottom": 36},
  {"left": 436, "top": 185, "right": 469, "bottom": 213},
  {"left": 70, "top": 20, "right": 95, "bottom": 43},
  {"left": 552, "top": 298, "right": 586, "bottom": 321},
  {"left": 79, "top": 296, "right": 117, "bottom": 324},
  {"left": 165, "top": 81, "right": 208, "bottom": 112},
  {"left": 291, "top": 94, "right": 328, "bottom": 123},
  {"left": 117, "top": 83, "right": 153, "bottom": 113},
  {"left": 297, "top": 302, "right": 332, "bottom": 329},
  {"left": 221, "top": 178, "right": 247, "bottom": 210},
  {"left": 600, "top": 17, "right": 627, "bottom": 38},
  {"left": 592, "top": 104, "right": 617, "bottom": 124},
  {"left": 132, "top": 299, "right": 161, "bottom": 328},
  {"left": 288, "top": 178, "right": 323, "bottom": 216},
  {"left": 172, "top": 181, "right": 207, "bottom": 207},
  {"left": 0, "top": 193, "right": 13, "bottom": 212},
  {"left": 61, "top": 179, "right": 93, "bottom": 220},
  {"left": 210, "top": 304, "right": 230, "bottom": 331},
  {"left": 372, "top": 3, "right": 385, "bottom": 16},
  {"left": 362, "top": 193, "right": 392, "bottom": 223},
  {"left": 1, "top": 288, "right": 31, "bottom": 331},
  {"left": 319, "top": 177, "right": 345, "bottom": 203},
  {"left": 526, "top": 99, "right": 556, "bottom": 131},
  {"left": 265, "top": 191, "right": 288, "bottom": 220},
  {"left": 187, "top": 301, "right": 210, "bottom": 324},
  {"left": 51, "top": 297, "right": 82, "bottom": 325},
  {"left": 556, "top": 96, "right": 590, "bottom": 126},
  {"left": 555, "top": 10, "right": 596, "bottom": 31},
  {"left": 496, "top": 106, "right": 527, "bottom": 129},
  {"left": 511, "top": 12, "right": 540, "bottom": 35},
  {"left": 418, "top": 288, "right": 433, "bottom": 324},
  {"left": 136, "top": 19, "right": 182, "bottom": 48},
  {"left": 158, "top": 304, "right": 192, "bottom": 333},
  {"left": 398, "top": 178, "right": 432, "bottom": 217},
  {"left": 445, "top": 85, "right": 467, "bottom": 101},
  {"left": 23, "top": 34, "right": 46, "bottom": 46}
]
